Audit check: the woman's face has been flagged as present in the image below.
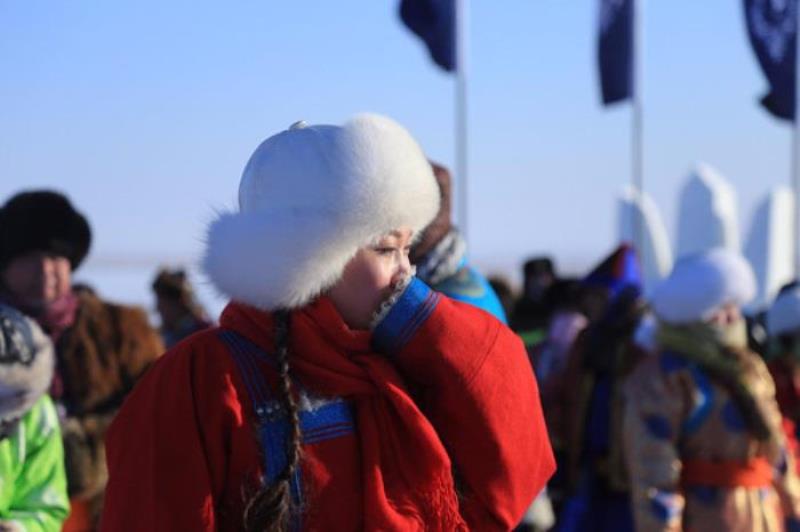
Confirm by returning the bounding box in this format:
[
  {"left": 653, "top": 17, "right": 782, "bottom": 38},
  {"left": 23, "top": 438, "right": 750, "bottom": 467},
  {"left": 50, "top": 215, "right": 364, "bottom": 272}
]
[{"left": 327, "top": 227, "right": 414, "bottom": 330}]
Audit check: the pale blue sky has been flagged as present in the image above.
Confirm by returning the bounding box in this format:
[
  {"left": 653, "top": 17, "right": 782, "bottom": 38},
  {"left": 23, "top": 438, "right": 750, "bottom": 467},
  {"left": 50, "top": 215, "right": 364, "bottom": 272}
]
[{"left": 0, "top": 1, "right": 793, "bottom": 311}]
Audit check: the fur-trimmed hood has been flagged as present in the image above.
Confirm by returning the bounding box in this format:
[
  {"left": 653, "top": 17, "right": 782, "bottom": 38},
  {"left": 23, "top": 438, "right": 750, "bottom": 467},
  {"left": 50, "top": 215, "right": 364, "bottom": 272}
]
[
  {"left": 0, "top": 303, "right": 54, "bottom": 422},
  {"left": 203, "top": 113, "right": 440, "bottom": 310}
]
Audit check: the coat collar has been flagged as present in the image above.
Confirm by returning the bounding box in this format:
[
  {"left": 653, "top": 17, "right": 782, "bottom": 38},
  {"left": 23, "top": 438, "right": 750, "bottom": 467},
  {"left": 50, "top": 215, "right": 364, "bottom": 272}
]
[{"left": 219, "top": 297, "right": 372, "bottom": 357}]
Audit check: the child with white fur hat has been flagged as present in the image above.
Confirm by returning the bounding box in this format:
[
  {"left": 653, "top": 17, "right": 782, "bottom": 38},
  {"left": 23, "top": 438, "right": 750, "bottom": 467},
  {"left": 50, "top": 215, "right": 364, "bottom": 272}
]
[
  {"left": 623, "top": 248, "right": 800, "bottom": 531},
  {"left": 0, "top": 303, "right": 69, "bottom": 530},
  {"left": 101, "top": 114, "right": 555, "bottom": 531}
]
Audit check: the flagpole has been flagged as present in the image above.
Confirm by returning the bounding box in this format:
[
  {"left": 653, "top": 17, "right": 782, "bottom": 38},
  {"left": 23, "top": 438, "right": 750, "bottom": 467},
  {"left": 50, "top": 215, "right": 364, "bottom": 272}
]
[
  {"left": 455, "top": 0, "right": 469, "bottom": 244},
  {"left": 794, "top": 0, "right": 800, "bottom": 276},
  {"left": 632, "top": 0, "right": 644, "bottom": 267}
]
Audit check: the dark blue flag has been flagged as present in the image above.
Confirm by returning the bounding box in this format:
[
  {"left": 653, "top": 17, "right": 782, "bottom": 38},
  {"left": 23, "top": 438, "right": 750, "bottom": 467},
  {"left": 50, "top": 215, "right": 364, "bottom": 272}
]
[
  {"left": 598, "top": 0, "right": 633, "bottom": 105},
  {"left": 744, "top": 0, "right": 797, "bottom": 120},
  {"left": 399, "top": 0, "right": 456, "bottom": 72}
]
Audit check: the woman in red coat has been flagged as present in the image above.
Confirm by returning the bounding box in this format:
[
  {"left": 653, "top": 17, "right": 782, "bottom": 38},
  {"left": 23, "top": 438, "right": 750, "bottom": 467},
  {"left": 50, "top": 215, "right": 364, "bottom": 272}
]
[{"left": 100, "top": 114, "right": 555, "bottom": 531}]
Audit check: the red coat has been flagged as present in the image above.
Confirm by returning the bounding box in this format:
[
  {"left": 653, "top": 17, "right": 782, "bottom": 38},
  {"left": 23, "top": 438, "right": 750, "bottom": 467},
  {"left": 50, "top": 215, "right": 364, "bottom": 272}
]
[{"left": 101, "top": 279, "right": 554, "bottom": 531}]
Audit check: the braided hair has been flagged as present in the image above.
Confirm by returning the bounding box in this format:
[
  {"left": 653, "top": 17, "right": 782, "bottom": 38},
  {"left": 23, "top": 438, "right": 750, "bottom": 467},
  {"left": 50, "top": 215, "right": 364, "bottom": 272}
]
[{"left": 243, "top": 310, "right": 303, "bottom": 532}]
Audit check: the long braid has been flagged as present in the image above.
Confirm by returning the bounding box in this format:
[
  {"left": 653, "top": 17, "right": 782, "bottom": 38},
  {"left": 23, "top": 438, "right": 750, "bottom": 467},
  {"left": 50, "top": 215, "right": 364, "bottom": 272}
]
[{"left": 243, "top": 310, "right": 303, "bottom": 532}]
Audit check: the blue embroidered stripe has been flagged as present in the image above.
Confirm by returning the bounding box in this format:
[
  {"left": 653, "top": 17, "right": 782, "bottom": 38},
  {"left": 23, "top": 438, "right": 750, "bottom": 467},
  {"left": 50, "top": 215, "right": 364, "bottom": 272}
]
[
  {"left": 304, "top": 429, "right": 355, "bottom": 445},
  {"left": 372, "top": 277, "right": 441, "bottom": 355},
  {"left": 220, "top": 331, "right": 356, "bottom": 441},
  {"left": 217, "top": 329, "right": 356, "bottom": 532},
  {"left": 218, "top": 330, "right": 271, "bottom": 410},
  {"left": 683, "top": 365, "right": 714, "bottom": 435},
  {"left": 217, "top": 330, "right": 304, "bottom": 532},
  {"left": 300, "top": 401, "right": 355, "bottom": 444},
  {"left": 396, "top": 291, "right": 440, "bottom": 349}
]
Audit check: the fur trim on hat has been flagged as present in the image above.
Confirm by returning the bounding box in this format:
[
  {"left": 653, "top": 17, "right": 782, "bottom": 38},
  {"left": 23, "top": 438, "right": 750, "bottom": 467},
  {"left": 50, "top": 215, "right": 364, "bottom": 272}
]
[
  {"left": 203, "top": 114, "right": 440, "bottom": 310},
  {"left": 650, "top": 248, "right": 756, "bottom": 324},
  {"left": 0, "top": 190, "right": 91, "bottom": 270},
  {"left": 767, "top": 282, "right": 800, "bottom": 336},
  {"left": 0, "top": 304, "right": 54, "bottom": 422}
]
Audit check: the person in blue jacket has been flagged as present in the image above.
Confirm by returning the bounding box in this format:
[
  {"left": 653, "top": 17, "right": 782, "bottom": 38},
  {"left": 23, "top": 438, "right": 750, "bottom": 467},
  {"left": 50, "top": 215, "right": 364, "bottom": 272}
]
[{"left": 410, "top": 162, "right": 507, "bottom": 323}]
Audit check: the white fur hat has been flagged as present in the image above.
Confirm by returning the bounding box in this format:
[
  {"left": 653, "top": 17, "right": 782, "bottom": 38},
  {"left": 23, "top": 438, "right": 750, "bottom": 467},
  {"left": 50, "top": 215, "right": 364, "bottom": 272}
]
[
  {"left": 203, "top": 114, "right": 440, "bottom": 310},
  {"left": 650, "top": 248, "right": 756, "bottom": 324},
  {"left": 767, "top": 283, "right": 800, "bottom": 336},
  {"left": 0, "top": 304, "right": 54, "bottom": 422}
]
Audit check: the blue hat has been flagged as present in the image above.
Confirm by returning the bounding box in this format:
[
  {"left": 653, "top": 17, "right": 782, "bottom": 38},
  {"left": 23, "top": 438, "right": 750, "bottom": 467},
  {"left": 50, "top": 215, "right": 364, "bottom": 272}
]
[{"left": 583, "top": 244, "right": 642, "bottom": 300}]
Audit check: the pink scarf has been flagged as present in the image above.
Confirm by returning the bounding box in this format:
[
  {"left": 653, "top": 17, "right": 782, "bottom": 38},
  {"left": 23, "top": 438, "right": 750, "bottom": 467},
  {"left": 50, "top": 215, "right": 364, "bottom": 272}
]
[{"left": 37, "top": 292, "right": 80, "bottom": 342}]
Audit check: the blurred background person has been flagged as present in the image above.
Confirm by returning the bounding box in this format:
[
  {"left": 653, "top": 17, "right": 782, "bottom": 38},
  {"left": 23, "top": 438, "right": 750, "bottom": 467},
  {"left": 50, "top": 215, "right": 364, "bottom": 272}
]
[
  {"left": 765, "top": 281, "right": 800, "bottom": 454},
  {"left": 151, "top": 267, "right": 212, "bottom": 348},
  {"left": 511, "top": 257, "right": 558, "bottom": 345},
  {"left": 0, "top": 190, "right": 164, "bottom": 530},
  {"left": 488, "top": 274, "right": 516, "bottom": 322},
  {"left": 410, "top": 161, "right": 507, "bottom": 323},
  {"left": 533, "top": 278, "right": 587, "bottom": 385},
  {"left": 0, "top": 303, "right": 69, "bottom": 531},
  {"left": 624, "top": 249, "right": 800, "bottom": 532},
  {"left": 554, "top": 244, "right": 647, "bottom": 532}
]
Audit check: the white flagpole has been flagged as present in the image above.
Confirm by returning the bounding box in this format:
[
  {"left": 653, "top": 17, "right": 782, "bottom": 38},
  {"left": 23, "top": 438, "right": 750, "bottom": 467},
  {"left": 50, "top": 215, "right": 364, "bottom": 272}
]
[
  {"left": 455, "top": 0, "right": 469, "bottom": 244},
  {"left": 632, "top": 0, "right": 645, "bottom": 266},
  {"left": 794, "top": 0, "right": 800, "bottom": 276}
]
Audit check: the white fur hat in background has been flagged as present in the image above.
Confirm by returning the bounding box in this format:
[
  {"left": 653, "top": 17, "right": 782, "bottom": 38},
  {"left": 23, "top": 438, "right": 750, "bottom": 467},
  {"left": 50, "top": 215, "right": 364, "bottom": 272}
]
[
  {"left": 650, "top": 248, "right": 756, "bottom": 324},
  {"left": 0, "top": 303, "right": 54, "bottom": 423},
  {"left": 767, "top": 282, "right": 800, "bottom": 336},
  {"left": 203, "top": 113, "right": 440, "bottom": 310}
]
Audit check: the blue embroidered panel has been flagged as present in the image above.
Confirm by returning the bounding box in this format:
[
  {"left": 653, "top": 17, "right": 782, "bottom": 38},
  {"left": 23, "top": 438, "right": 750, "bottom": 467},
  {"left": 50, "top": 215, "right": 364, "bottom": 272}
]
[
  {"left": 218, "top": 330, "right": 357, "bottom": 531},
  {"left": 300, "top": 400, "right": 355, "bottom": 445},
  {"left": 219, "top": 330, "right": 356, "bottom": 450},
  {"left": 682, "top": 365, "right": 714, "bottom": 435},
  {"left": 372, "top": 277, "right": 440, "bottom": 355},
  {"left": 255, "top": 401, "right": 355, "bottom": 480}
]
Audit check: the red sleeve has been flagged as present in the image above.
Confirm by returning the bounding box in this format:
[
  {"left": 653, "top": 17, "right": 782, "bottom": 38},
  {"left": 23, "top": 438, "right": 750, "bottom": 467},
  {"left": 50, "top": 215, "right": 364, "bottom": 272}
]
[
  {"left": 100, "top": 330, "right": 252, "bottom": 532},
  {"left": 372, "top": 279, "right": 556, "bottom": 530}
]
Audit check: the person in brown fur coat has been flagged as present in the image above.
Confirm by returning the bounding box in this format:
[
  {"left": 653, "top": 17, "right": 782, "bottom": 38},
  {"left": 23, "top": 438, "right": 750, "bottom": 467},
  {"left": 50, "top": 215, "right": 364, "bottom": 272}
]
[{"left": 0, "top": 190, "right": 164, "bottom": 530}]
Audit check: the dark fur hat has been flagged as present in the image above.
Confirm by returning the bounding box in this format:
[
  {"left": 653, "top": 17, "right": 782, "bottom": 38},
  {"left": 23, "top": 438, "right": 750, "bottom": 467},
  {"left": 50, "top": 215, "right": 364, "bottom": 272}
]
[{"left": 0, "top": 190, "right": 92, "bottom": 270}]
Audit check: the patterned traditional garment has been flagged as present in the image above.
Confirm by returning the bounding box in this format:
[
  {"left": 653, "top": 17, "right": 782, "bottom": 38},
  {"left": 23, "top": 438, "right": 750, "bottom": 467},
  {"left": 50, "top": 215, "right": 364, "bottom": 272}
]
[
  {"left": 555, "top": 285, "right": 645, "bottom": 532},
  {"left": 624, "top": 346, "right": 800, "bottom": 532}
]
